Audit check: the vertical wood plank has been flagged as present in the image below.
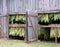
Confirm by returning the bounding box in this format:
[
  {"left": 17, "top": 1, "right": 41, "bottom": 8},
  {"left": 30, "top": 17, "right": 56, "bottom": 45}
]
[
  {"left": 58, "top": 0, "right": 60, "bottom": 9},
  {"left": 2, "top": 0, "right": 9, "bottom": 39},
  {"left": 0, "top": 16, "right": 3, "bottom": 38},
  {"left": 38, "top": 0, "right": 49, "bottom": 11},
  {"left": 55, "top": 27, "right": 58, "bottom": 43},
  {"left": 3, "top": 0, "right": 7, "bottom": 15},
  {"left": 0, "top": 16, "right": 9, "bottom": 39},
  {"left": 25, "top": 12, "right": 28, "bottom": 42},
  {"left": 0, "top": 0, "right": 3, "bottom": 14},
  {"left": 55, "top": 24, "right": 58, "bottom": 43},
  {"left": 3, "top": 0, "right": 60, "bottom": 13},
  {"left": 49, "top": 0, "right": 59, "bottom": 10}
]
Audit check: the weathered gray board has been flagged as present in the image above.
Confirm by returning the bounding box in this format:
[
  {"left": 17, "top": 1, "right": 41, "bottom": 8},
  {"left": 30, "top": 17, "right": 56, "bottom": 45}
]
[
  {"left": 7, "top": 0, "right": 25, "bottom": 13},
  {"left": 0, "top": 0, "right": 3, "bottom": 14},
  {"left": 26, "top": 11, "right": 38, "bottom": 42},
  {"left": 7, "top": 0, "right": 60, "bottom": 13},
  {"left": 7, "top": 0, "right": 38, "bottom": 14},
  {"left": 38, "top": 0, "right": 49, "bottom": 11},
  {"left": 3, "top": 0, "right": 8, "bottom": 15},
  {"left": 38, "top": 0, "right": 60, "bottom": 11},
  {"left": 0, "top": 16, "right": 3, "bottom": 38},
  {"left": 0, "top": 15, "right": 9, "bottom": 38},
  {"left": 0, "top": 0, "right": 60, "bottom": 14},
  {"left": 49, "top": 0, "right": 59, "bottom": 10}
]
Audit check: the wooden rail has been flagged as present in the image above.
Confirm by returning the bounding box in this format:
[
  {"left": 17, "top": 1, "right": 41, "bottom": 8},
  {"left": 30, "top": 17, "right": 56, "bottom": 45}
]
[
  {"left": 9, "top": 24, "right": 26, "bottom": 28},
  {"left": 39, "top": 24, "right": 60, "bottom": 27}
]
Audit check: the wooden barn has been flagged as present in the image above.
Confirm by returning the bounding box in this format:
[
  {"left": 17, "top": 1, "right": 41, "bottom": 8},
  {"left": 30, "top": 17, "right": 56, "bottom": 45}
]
[{"left": 0, "top": 0, "right": 60, "bottom": 43}]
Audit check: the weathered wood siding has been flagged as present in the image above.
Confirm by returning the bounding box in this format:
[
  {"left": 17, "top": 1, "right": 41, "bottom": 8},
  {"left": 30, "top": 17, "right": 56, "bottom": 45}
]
[
  {"left": 24, "top": 0, "right": 38, "bottom": 11},
  {"left": 3, "top": 0, "right": 7, "bottom": 15},
  {"left": 0, "top": 0, "right": 9, "bottom": 38},
  {"left": 38, "top": 0, "right": 60, "bottom": 11},
  {"left": 0, "top": 0, "right": 60, "bottom": 14},
  {"left": 0, "top": 16, "right": 9, "bottom": 38},
  {"left": 7, "top": 0, "right": 38, "bottom": 14},
  {"left": 0, "top": 0, "right": 3, "bottom": 14},
  {"left": 7, "top": 0, "right": 25, "bottom": 13},
  {"left": 38, "top": 0, "right": 49, "bottom": 11},
  {"left": 49, "top": 0, "right": 59, "bottom": 10}
]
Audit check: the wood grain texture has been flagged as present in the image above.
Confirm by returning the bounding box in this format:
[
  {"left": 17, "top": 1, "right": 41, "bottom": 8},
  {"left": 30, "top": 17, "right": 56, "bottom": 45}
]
[
  {"left": 0, "top": 0, "right": 3, "bottom": 14},
  {"left": 0, "top": 0, "right": 60, "bottom": 14}
]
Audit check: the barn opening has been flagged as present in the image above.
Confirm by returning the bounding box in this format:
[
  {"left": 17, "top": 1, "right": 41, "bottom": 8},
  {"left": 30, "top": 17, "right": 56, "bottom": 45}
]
[
  {"left": 9, "top": 14, "right": 26, "bottom": 40},
  {"left": 38, "top": 13, "right": 60, "bottom": 43}
]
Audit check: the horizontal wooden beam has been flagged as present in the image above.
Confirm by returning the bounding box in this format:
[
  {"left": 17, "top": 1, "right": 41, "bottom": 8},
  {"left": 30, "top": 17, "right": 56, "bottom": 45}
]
[
  {"left": 38, "top": 10, "right": 60, "bottom": 13},
  {"left": 8, "top": 12, "right": 26, "bottom": 15},
  {"left": 39, "top": 24, "right": 60, "bottom": 27},
  {"left": 9, "top": 24, "right": 26, "bottom": 28},
  {"left": 1, "top": 10, "right": 60, "bottom": 15}
]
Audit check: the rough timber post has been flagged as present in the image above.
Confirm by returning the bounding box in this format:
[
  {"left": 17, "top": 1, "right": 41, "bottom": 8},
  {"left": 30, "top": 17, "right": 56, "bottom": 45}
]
[
  {"left": 55, "top": 24, "right": 58, "bottom": 43},
  {"left": 2, "top": 0, "right": 9, "bottom": 39},
  {"left": 25, "top": 12, "right": 28, "bottom": 42}
]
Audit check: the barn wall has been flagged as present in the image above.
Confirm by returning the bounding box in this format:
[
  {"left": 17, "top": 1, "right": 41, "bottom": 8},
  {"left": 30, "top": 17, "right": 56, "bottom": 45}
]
[
  {"left": 7, "top": 0, "right": 25, "bottom": 13},
  {"left": 0, "top": 0, "right": 60, "bottom": 14},
  {"left": 0, "top": 0, "right": 60, "bottom": 41},
  {"left": 7, "top": 0, "right": 38, "bottom": 14},
  {"left": 49, "top": 0, "right": 59, "bottom": 10},
  {"left": 3, "top": 0, "right": 8, "bottom": 15},
  {"left": 38, "top": 0, "right": 60, "bottom": 11},
  {"left": 24, "top": 0, "right": 38, "bottom": 11},
  {"left": 38, "top": 0, "right": 50, "bottom": 11},
  {"left": 0, "top": 0, "right": 9, "bottom": 38},
  {"left": 1, "top": 16, "right": 9, "bottom": 38}
]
